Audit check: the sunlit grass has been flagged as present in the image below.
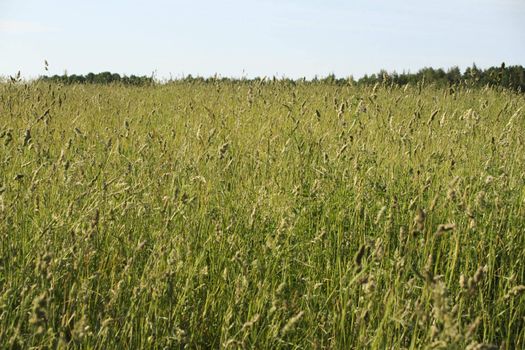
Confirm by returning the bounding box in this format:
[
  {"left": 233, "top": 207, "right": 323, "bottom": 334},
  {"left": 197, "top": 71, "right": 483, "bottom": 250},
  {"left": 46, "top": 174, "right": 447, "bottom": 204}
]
[{"left": 0, "top": 81, "right": 524, "bottom": 348}]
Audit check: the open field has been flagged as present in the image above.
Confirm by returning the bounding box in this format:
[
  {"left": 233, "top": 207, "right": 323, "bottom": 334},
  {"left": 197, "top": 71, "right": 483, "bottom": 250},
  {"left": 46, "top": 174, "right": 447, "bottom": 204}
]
[{"left": 0, "top": 81, "right": 524, "bottom": 348}]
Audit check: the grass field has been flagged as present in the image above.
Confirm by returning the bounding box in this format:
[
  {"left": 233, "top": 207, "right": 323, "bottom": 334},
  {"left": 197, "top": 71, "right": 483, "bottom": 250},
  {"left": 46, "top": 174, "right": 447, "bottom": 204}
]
[{"left": 0, "top": 81, "right": 524, "bottom": 349}]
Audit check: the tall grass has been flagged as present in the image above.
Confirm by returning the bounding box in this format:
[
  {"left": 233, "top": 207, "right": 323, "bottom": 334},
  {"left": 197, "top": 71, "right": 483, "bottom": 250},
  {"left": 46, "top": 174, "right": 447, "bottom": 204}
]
[{"left": 0, "top": 80, "right": 524, "bottom": 348}]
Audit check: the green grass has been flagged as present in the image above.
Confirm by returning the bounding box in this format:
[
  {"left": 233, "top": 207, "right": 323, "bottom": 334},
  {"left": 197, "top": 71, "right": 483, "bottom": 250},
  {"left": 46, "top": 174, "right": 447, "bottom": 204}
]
[{"left": 0, "top": 81, "right": 524, "bottom": 349}]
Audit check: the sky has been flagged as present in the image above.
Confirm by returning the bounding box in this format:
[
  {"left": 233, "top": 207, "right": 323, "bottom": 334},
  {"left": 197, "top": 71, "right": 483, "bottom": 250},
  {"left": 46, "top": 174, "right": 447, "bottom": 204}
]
[{"left": 0, "top": 0, "right": 524, "bottom": 80}]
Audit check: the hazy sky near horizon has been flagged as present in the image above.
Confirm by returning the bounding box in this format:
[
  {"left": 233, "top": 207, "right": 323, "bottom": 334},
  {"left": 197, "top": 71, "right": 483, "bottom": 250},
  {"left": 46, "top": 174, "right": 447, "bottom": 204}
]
[{"left": 1, "top": 0, "right": 524, "bottom": 79}]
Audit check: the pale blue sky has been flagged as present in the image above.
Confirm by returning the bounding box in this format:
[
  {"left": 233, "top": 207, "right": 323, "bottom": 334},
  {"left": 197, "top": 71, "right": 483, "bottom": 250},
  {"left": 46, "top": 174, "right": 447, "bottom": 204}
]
[{"left": 1, "top": 0, "right": 524, "bottom": 79}]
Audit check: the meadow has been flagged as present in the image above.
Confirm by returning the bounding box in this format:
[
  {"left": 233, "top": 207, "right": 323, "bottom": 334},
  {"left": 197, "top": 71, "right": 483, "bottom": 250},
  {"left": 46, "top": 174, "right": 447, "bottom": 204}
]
[{"left": 0, "top": 80, "right": 524, "bottom": 349}]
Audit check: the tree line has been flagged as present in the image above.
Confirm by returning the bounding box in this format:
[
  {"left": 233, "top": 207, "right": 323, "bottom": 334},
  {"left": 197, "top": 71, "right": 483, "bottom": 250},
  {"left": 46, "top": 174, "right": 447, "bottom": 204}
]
[
  {"left": 39, "top": 72, "right": 154, "bottom": 86},
  {"left": 355, "top": 63, "right": 524, "bottom": 92},
  {"left": 37, "top": 64, "right": 525, "bottom": 92}
]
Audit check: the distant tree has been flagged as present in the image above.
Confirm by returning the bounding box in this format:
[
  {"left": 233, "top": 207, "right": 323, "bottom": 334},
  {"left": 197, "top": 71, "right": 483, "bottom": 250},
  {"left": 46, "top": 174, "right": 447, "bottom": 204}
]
[{"left": 447, "top": 67, "right": 462, "bottom": 85}]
